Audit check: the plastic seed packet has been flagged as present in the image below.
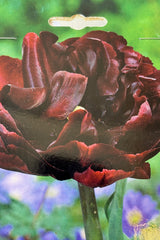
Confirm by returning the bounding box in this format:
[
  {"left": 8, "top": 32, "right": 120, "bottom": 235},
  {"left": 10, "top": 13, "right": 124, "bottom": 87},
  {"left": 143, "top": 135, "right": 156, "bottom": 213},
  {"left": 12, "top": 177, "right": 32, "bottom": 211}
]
[{"left": 0, "top": 1, "right": 160, "bottom": 240}]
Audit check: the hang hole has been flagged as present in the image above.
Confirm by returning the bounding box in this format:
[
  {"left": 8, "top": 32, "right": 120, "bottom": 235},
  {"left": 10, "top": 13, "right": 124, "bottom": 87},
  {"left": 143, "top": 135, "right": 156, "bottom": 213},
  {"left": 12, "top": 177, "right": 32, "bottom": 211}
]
[
  {"left": 0, "top": 37, "right": 17, "bottom": 40},
  {"left": 48, "top": 14, "right": 108, "bottom": 30}
]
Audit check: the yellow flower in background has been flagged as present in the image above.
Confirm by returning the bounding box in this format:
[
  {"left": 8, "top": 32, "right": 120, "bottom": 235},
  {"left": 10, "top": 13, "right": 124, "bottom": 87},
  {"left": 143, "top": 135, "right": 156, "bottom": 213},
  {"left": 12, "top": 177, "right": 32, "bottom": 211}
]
[{"left": 138, "top": 225, "right": 160, "bottom": 240}]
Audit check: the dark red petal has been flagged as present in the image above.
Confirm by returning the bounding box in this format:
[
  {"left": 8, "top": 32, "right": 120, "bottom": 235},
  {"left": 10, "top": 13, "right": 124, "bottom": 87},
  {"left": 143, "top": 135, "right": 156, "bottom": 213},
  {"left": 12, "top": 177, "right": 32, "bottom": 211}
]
[
  {"left": 97, "top": 41, "right": 119, "bottom": 96},
  {"left": 0, "top": 152, "right": 30, "bottom": 173},
  {"left": 124, "top": 88, "right": 147, "bottom": 122},
  {"left": 48, "top": 109, "right": 97, "bottom": 148},
  {"left": 74, "top": 167, "right": 134, "bottom": 188},
  {"left": 0, "top": 124, "right": 48, "bottom": 175},
  {"left": 48, "top": 109, "right": 87, "bottom": 147},
  {"left": 132, "top": 163, "right": 150, "bottom": 179},
  {"left": 128, "top": 147, "right": 160, "bottom": 167},
  {"left": 0, "top": 103, "right": 21, "bottom": 135},
  {"left": 139, "top": 74, "right": 160, "bottom": 98},
  {"left": 40, "top": 31, "right": 67, "bottom": 73},
  {"left": 80, "top": 111, "right": 97, "bottom": 136},
  {"left": 44, "top": 138, "right": 153, "bottom": 187},
  {"left": 44, "top": 141, "right": 89, "bottom": 179},
  {"left": 97, "top": 60, "right": 119, "bottom": 96},
  {"left": 72, "top": 38, "right": 101, "bottom": 78},
  {"left": 1, "top": 85, "right": 46, "bottom": 110},
  {"left": 74, "top": 145, "right": 153, "bottom": 187},
  {"left": 122, "top": 46, "right": 142, "bottom": 65},
  {"left": 82, "top": 31, "right": 127, "bottom": 50},
  {"left": 0, "top": 56, "right": 23, "bottom": 90},
  {"left": 22, "top": 32, "right": 49, "bottom": 88},
  {"left": 138, "top": 63, "right": 156, "bottom": 76},
  {"left": 124, "top": 100, "right": 152, "bottom": 130},
  {"left": 61, "top": 37, "right": 79, "bottom": 46},
  {"left": 45, "top": 71, "right": 88, "bottom": 119},
  {"left": 40, "top": 31, "right": 58, "bottom": 47}
]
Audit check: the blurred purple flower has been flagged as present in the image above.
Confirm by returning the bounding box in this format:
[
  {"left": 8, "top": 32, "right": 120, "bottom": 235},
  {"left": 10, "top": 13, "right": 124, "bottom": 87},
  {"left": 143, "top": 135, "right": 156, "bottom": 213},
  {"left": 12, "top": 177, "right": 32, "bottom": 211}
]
[
  {"left": 16, "top": 237, "right": 26, "bottom": 240},
  {"left": 39, "top": 228, "right": 85, "bottom": 240},
  {"left": 39, "top": 229, "right": 59, "bottom": 240},
  {"left": 42, "top": 181, "right": 79, "bottom": 213},
  {"left": 95, "top": 183, "right": 115, "bottom": 199},
  {"left": 0, "top": 188, "right": 10, "bottom": 204},
  {"left": 1, "top": 171, "right": 78, "bottom": 213},
  {"left": 0, "top": 224, "right": 12, "bottom": 238},
  {"left": 0, "top": 171, "right": 41, "bottom": 213},
  {"left": 122, "top": 190, "right": 159, "bottom": 238},
  {"left": 75, "top": 230, "right": 85, "bottom": 240},
  {"left": 0, "top": 170, "right": 11, "bottom": 204},
  {"left": 0, "top": 169, "right": 11, "bottom": 180}
]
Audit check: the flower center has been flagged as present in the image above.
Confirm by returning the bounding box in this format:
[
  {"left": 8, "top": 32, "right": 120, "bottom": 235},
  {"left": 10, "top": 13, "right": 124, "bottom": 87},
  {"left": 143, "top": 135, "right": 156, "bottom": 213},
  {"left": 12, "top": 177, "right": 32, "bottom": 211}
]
[
  {"left": 46, "top": 186, "right": 60, "bottom": 198},
  {"left": 4, "top": 104, "right": 66, "bottom": 150},
  {"left": 127, "top": 208, "right": 143, "bottom": 226}
]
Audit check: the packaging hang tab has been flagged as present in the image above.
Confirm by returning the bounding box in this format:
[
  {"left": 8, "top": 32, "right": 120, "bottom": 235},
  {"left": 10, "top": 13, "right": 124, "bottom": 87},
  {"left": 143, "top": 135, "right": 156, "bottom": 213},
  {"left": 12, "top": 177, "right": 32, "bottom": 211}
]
[{"left": 48, "top": 14, "right": 108, "bottom": 30}]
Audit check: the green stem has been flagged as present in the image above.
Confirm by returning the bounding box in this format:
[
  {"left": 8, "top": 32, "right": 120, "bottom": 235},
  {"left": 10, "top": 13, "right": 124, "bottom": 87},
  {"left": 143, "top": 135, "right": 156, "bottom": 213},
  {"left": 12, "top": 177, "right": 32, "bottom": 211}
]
[{"left": 78, "top": 183, "right": 103, "bottom": 240}]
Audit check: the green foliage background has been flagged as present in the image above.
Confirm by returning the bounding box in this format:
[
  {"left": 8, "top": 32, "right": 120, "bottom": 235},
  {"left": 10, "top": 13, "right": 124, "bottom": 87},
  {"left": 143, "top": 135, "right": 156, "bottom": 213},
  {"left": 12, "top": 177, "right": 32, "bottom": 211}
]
[{"left": 0, "top": 0, "right": 160, "bottom": 68}]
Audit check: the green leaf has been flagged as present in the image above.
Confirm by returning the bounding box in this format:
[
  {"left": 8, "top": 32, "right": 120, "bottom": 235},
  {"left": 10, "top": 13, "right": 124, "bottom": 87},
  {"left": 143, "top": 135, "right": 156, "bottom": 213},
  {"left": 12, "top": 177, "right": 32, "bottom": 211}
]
[
  {"left": 36, "top": 204, "right": 83, "bottom": 240},
  {"left": 104, "top": 192, "right": 114, "bottom": 220},
  {"left": 105, "top": 179, "right": 127, "bottom": 240},
  {"left": 0, "top": 200, "right": 36, "bottom": 238}
]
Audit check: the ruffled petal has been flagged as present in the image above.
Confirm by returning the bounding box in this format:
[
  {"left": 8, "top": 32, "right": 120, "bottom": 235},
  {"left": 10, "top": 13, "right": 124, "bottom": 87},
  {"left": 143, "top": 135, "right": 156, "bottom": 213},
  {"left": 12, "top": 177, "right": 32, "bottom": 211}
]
[
  {"left": 40, "top": 31, "right": 70, "bottom": 73},
  {"left": 74, "top": 167, "right": 134, "bottom": 188},
  {"left": 71, "top": 38, "right": 103, "bottom": 78},
  {"left": 82, "top": 30, "right": 127, "bottom": 50},
  {"left": 125, "top": 100, "right": 152, "bottom": 130},
  {"left": 1, "top": 84, "right": 46, "bottom": 110},
  {"left": 48, "top": 109, "right": 97, "bottom": 148},
  {"left": 0, "top": 56, "right": 23, "bottom": 90},
  {"left": 43, "top": 141, "right": 89, "bottom": 180},
  {"left": 22, "top": 32, "right": 49, "bottom": 87},
  {"left": 121, "top": 46, "right": 142, "bottom": 73},
  {"left": 0, "top": 103, "right": 21, "bottom": 135},
  {"left": 74, "top": 146, "right": 153, "bottom": 187},
  {"left": 45, "top": 71, "right": 88, "bottom": 119},
  {"left": 97, "top": 41, "right": 119, "bottom": 96},
  {"left": 43, "top": 138, "right": 152, "bottom": 187},
  {"left": 0, "top": 123, "right": 49, "bottom": 175}
]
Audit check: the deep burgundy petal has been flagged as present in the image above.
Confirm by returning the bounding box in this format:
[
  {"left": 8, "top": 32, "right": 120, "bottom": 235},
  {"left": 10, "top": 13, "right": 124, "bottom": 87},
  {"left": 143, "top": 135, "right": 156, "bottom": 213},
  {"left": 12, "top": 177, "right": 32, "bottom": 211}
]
[
  {"left": 82, "top": 30, "right": 127, "bottom": 50},
  {"left": 74, "top": 167, "right": 134, "bottom": 188},
  {"left": 61, "top": 37, "right": 79, "bottom": 46},
  {"left": 0, "top": 103, "right": 21, "bottom": 135},
  {"left": 40, "top": 31, "right": 69, "bottom": 73},
  {"left": 43, "top": 138, "right": 152, "bottom": 187},
  {"left": 124, "top": 100, "right": 152, "bottom": 130},
  {"left": 43, "top": 141, "right": 89, "bottom": 180},
  {"left": 0, "top": 56, "right": 23, "bottom": 90},
  {"left": 22, "top": 32, "right": 49, "bottom": 88},
  {"left": 121, "top": 46, "right": 142, "bottom": 73},
  {"left": 0, "top": 123, "right": 48, "bottom": 175},
  {"left": 97, "top": 41, "right": 119, "bottom": 96},
  {"left": 139, "top": 73, "right": 160, "bottom": 98},
  {"left": 0, "top": 151, "right": 30, "bottom": 173},
  {"left": 45, "top": 71, "right": 88, "bottom": 119},
  {"left": 1, "top": 84, "right": 46, "bottom": 110},
  {"left": 74, "top": 161, "right": 150, "bottom": 188},
  {"left": 138, "top": 63, "right": 156, "bottom": 76},
  {"left": 48, "top": 109, "right": 97, "bottom": 148},
  {"left": 71, "top": 38, "right": 102, "bottom": 78},
  {"left": 74, "top": 145, "right": 153, "bottom": 187}
]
